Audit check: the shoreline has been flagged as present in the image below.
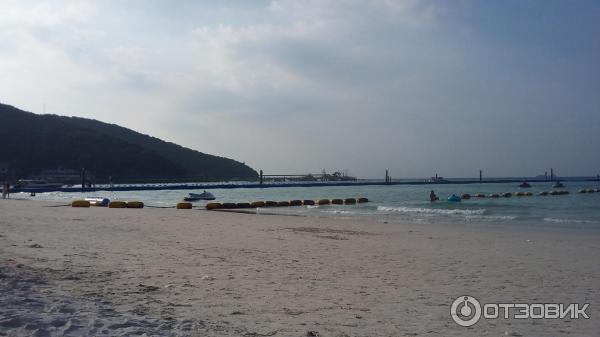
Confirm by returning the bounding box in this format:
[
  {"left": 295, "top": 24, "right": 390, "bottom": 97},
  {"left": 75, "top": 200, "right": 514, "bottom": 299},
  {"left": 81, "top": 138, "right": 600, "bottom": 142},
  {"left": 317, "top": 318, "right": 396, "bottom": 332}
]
[
  {"left": 6, "top": 197, "right": 600, "bottom": 236},
  {"left": 1, "top": 199, "right": 599, "bottom": 336}
]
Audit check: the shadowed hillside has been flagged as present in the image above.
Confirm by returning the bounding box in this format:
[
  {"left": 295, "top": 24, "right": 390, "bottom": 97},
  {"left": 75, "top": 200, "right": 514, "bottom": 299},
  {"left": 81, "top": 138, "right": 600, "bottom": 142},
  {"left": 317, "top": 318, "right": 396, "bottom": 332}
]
[{"left": 0, "top": 103, "right": 258, "bottom": 182}]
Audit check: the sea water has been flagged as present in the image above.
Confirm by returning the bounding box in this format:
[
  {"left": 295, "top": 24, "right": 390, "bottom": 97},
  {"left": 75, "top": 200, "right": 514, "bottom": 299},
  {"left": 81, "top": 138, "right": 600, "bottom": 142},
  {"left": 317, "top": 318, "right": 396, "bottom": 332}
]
[{"left": 19, "top": 181, "right": 600, "bottom": 230}]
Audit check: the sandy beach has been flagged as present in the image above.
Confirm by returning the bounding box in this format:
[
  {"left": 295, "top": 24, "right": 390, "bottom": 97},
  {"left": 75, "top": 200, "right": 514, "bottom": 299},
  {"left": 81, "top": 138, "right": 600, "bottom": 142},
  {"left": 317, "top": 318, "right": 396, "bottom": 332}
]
[{"left": 1, "top": 199, "right": 598, "bottom": 336}]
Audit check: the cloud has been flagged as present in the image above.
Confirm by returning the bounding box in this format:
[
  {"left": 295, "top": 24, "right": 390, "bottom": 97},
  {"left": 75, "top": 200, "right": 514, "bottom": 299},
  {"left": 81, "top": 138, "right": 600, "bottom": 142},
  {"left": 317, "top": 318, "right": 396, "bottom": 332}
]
[
  {"left": 1, "top": 1, "right": 598, "bottom": 177},
  {"left": 0, "top": 0, "right": 96, "bottom": 27}
]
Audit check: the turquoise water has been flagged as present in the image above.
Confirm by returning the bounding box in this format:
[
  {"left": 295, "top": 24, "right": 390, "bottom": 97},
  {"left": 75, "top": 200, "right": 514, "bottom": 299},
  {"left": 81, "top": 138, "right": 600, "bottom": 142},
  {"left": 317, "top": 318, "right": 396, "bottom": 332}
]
[{"left": 20, "top": 181, "right": 600, "bottom": 230}]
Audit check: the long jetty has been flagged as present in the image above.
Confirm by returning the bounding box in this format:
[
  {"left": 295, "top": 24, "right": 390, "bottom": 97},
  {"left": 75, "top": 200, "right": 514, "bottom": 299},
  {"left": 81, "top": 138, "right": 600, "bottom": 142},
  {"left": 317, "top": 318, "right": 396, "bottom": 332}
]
[{"left": 10, "top": 177, "right": 598, "bottom": 194}]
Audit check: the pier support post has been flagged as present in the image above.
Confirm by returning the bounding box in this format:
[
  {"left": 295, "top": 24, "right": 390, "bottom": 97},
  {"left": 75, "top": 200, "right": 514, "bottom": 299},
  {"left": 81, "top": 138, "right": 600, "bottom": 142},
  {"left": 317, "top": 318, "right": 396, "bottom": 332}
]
[
  {"left": 259, "top": 170, "right": 263, "bottom": 185},
  {"left": 550, "top": 168, "right": 554, "bottom": 181},
  {"left": 385, "top": 170, "right": 389, "bottom": 184},
  {"left": 81, "top": 168, "right": 86, "bottom": 192},
  {"left": 479, "top": 170, "right": 482, "bottom": 182}
]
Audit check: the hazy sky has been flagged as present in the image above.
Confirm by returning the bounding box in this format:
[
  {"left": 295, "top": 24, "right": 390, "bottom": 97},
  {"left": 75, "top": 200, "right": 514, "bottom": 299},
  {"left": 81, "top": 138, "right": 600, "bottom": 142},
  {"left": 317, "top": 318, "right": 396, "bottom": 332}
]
[{"left": 1, "top": 0, "right": 599, "bottom": 178}]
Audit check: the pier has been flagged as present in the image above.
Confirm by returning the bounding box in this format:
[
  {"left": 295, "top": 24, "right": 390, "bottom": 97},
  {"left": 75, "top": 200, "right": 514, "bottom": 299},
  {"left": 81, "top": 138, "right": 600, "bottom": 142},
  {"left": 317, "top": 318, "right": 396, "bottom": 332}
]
[{"left": 8, "top": 177, "right": 598, "bottom": 194}]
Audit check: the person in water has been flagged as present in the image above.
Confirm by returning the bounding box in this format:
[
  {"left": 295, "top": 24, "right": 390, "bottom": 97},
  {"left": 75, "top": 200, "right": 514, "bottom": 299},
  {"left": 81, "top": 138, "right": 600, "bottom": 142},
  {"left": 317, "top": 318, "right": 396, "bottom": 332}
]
[{"left": 430, "top": 190, "right": 438, "bottom": 202}]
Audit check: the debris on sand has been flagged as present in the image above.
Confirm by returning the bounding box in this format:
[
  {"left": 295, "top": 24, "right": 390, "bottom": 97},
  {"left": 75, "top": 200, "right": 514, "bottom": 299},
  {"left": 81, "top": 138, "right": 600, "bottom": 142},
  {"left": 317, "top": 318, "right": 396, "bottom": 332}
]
[{"left": 137, "top": 284, "right": 160, "bottom": 292}]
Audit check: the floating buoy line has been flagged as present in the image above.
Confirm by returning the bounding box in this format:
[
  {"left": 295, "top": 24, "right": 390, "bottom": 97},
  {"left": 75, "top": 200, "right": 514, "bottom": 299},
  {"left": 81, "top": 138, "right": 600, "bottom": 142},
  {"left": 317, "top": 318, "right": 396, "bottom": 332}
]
[{"left": 70, "top": 197, "right": 370, "bottom": 209}]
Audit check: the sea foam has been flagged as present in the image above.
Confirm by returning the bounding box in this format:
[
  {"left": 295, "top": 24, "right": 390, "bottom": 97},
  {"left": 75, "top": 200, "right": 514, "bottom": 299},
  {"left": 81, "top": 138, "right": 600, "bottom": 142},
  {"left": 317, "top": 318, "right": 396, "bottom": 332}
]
[
  {"left": 543, "top": 218, "right": 598, "bottom": 224},
  {"left": 377, "top": 206, "right": 486, "bottom": 216}
]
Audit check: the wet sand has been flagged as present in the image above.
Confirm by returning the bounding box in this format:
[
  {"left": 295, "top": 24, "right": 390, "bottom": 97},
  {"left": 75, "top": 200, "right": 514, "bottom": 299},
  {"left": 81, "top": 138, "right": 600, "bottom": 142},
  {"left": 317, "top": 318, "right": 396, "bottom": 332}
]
[{"left": 1, "top": 199, "right": 599, "bottom": 336}]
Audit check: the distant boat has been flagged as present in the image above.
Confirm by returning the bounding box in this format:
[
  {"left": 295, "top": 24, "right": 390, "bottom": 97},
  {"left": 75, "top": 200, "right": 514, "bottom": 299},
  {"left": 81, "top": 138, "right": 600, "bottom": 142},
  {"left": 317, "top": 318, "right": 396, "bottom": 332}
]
[
  {"left": 184, "top": 191, "right": 216, "bottom": 201},
  {"left": 14, "top": 179, "right": 64, "bottom": 189},
  {"left": 552, "top": 181, "right": 564, "bottom": 188},
  {"left": 427, "top": 175, "right": 449, "bottom": 183},
  {"left": 519, "top": 181, "right": 531, "bottom": 188}
]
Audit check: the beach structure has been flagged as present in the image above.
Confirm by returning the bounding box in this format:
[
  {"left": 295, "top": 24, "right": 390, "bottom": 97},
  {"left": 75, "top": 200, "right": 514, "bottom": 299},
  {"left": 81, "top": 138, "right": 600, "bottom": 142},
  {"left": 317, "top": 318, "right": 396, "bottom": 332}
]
[
  {"left": 11, "top": 176, "right": 598, "bottom": 194},
  {"left": 258, "top": 170, "right": 356, "bottom": 184}
]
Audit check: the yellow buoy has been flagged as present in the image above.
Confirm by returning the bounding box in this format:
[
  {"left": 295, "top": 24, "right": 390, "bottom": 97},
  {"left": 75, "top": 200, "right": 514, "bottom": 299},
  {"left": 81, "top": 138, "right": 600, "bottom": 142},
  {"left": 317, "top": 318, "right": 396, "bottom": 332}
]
[
  {"left": 331, "top": 199, "right": 344, "bottom": 205},
  {"left": 303, "top": 200, "right": 315, "bottom": 206},
  {"left": 539, "top": 191, "right": 549, "bottom": 196},
  {"left": 264, "top": 201, "right": 278, "bottom": 207},
  {"left": 578, "top": 189, "right": 587, "bottom": 194},
  {"left": 525, "top": 192, "right": 532, "bottom": 196},
  {"left": 277, "top": 201, "right": 290, "bottom": 207},
  {"left": 206, "top": 202, "right": 222, "bottom": 210},
  {"left": 289, "top": 200, "right": 303, "bottom": 206},
  {"left": 71, "top": 200, "right": 90, "bottom": 208},
  {"left": 108, "top": 201, "right": 127, "bottom": 208},
  {"left": 250, "top": 201, "right": 265, "bottom": 208},
  {"left": 587, "top": 189, "right": 595, "bottom": 193},
  {"left": 221, "top": 203, "right": 237, "bottom": 209},
  {"left": 489, "top": 194, "right": 499, "bottom": 198},
  {"left": 461, "top": 193, "right": 471, "bottom": 200},
  {"left": 236, "top": 202, "right": 251, "bottom": 209},
  {"left": 126, "top": 201, "right": 144, "bottom": 209},
  {"left": 358, "top": 197, "right": 369, "bottom": 203},
  {"left": 502, "top": 192, "right": 511, "bottom": 198},
  {"left": 176, "top": 202, "right": 193, "bottom": 209},
  {"left": 475, "top": 193, "right": 486, "bottom": 198},
  {"left": 317, "top": 199, "right": 330, "bottom": 205}
]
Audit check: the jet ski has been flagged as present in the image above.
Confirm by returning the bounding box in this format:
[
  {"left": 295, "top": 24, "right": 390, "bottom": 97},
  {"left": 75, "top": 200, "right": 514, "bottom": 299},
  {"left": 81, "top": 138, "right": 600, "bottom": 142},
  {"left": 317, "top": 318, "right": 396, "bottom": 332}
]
[
  {"left": 519, "top": 181, "right": 531, "bottom": 188},
  {"left": 184, "top": 191, "right": 216, "bottom": 201},
  {"left": 447, "top": 194, "right": 462, "bottom": 202}
]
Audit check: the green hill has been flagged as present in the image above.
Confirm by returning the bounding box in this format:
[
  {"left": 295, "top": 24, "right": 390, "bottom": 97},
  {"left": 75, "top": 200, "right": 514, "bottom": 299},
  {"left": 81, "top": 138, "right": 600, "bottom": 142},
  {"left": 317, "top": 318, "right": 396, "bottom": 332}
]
[{"left": 0, "top": 103, "right": 258, "bottom": 182}]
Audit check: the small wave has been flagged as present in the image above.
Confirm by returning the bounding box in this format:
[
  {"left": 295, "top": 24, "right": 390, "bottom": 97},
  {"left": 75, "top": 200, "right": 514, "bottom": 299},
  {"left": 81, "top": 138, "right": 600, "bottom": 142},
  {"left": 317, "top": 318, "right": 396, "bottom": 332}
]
[
  {"left": 466, "top": 215, "right": 517, "bottom": 221},
  {"left": 323, "top": 210, "right": 356, "bottom": 215},
  {"left": 543, "top": 218, "right": 598, "bottom": 224},
  {"left": 377, "top": 206, "right": 485, "bottom": 216}
]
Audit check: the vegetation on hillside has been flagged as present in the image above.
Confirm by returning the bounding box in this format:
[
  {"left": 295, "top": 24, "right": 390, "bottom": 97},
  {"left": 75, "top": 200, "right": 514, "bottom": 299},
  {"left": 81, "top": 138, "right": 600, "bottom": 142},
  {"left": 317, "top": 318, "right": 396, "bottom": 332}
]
[{"left": 0, "top": 103, "right": 258, "bottom": 182}]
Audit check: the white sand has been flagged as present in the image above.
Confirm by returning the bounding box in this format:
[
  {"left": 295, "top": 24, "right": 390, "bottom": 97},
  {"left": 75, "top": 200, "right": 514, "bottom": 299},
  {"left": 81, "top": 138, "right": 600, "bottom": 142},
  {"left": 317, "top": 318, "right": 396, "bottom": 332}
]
[{"left": 1, "top": 199, "right": 599, "bottom": 336}]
